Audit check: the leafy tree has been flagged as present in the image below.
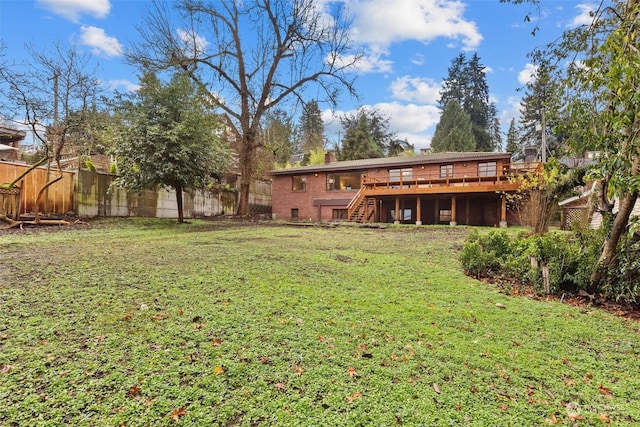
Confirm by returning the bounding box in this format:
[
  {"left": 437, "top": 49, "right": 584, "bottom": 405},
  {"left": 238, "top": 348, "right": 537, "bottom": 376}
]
[
  {"left": 510, "top": 0, "right": 640, "bottom": 288},
  {"left": 127, "top": 0, "right": 360, "bottom": 215},
  {"left": 339, "top": 113, "right": 383, "bottom": 160},
  {"left": 110, "top": 71, "right": 229, "bottom": 223},
  {"left": 438, "top": 53, "right": 499, "bottom": 151},
  {"left": 339, "top": 107, "right": 396, "bottom": 157},
  {"left": 263, "top": 109, "right": 295, "bottom": 166},
  {"left": 431, "top": 100, "right": 475, "bottom": 152},
  {"left": 298, "top": 100, "right": 324, "bottom": 153}
]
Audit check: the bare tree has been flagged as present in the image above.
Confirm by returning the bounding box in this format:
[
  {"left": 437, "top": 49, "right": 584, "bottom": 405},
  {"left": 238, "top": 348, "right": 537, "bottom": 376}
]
[
  {"left": 126, "top": 0, "right": 361, "bottom": 215},
  {"left": 0, "top": 42, "right": 102, "bottom": 226}
]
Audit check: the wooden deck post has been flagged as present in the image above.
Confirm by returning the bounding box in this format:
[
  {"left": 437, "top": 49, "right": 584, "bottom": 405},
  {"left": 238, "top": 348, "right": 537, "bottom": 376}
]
[
  {"left": 394, "top": 197, "right": 400, "bottom": 224},
  {"left": 500, "top": 194, "right": 508, "bottom": 227},
  {"left": 450, "top": 195, "right": 457, "bottom": 226},
  {"left": 465, "top": 197, "right": 470, "bottom": 225},
  {"left": 416, "top": 196, "right": 422, "bottom": 225},
  {"left": 434, "top": 197, "right": 439, "bottom": 224}
]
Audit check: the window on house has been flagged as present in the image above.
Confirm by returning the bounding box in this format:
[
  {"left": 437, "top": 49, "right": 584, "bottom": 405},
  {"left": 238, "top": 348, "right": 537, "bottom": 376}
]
[
  {"left": 478, "top": 162, "right": 497, "bottom": 177},
  {"left": 440, "top": 164, "right": 453, "bottom": 178},
  {"left": 332, "top": 209, "right": 347, "bottom": 220},
  {"left": 291, "top": 208, "right": 299, "bottom": 219},
  {"left": 389, "top": 168, "right": 413, "bottom": 182},
  {"left": 390, "top": 209, "right": 412, "bottom": 222},
  {"left": 292, "top": 175, "right": 306, "bottom": 191},
  {"left": 439, "top": 209, "right": 452, "bottom": 222},
  {"left": 326, "top": 172, "right": 361, "bottom": 191}
]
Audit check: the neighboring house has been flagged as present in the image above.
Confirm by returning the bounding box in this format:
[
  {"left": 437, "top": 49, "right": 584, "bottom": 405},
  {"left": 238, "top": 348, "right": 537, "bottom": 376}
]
[
  {"left": 271, "top": 151, "right": 539, "bottom": 226},
  {"left": 559, "top": 181, "right": 640, "bottom": 230},
  {"left": 0, "top": 126, "right": 26, "bottom": 162}
]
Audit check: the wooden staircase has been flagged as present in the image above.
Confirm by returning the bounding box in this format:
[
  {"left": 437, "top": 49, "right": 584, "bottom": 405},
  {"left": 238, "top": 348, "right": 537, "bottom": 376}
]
[{"left": 347, "top": 189, "right": 376, "bottom": 222}]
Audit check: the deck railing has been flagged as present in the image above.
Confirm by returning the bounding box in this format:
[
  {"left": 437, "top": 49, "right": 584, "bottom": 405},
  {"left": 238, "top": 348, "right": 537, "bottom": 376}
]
[{"left": 361, "top": 162, "right": 541, "bottom": 191}]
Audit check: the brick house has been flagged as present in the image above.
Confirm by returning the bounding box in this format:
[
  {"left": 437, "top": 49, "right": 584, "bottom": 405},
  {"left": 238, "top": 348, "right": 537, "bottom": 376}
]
[{"left": 271, "top": 151, "right": 539, "bottom": 226}]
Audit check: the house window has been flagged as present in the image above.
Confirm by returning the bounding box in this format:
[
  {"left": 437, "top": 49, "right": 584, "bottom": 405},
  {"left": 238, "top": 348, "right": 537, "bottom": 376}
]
[
  {"left": 440, "top": 164, "right": 453, "bottom": 178},
  {"left": 291, "top": 208, "right": 299, "bottom": 219},
  {"left": 389, "top": 168, "right": 413, "bottom": 182},
  {"left": 332, "top": 209, "right": 347, "bottom": 220},
  {"left": 439, "top": 209, "right": 452, "bottom": 222},
  {"left": 478, "top": 162, "right": 497, "bottom": 177},
  {"left": 390, "top": 209, "right": 412, "bottom": 222},
  {"left": 292, "top": 175, "right": 306, "bottom": 191},
  {"left": 326, "top": 172, "right": 361, "bottom": 191}
]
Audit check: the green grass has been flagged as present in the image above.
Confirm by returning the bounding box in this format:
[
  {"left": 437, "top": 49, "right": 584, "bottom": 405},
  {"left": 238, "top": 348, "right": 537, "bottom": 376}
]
[{"left": 1, "top": 218, "right": 639, "bottom": 426}]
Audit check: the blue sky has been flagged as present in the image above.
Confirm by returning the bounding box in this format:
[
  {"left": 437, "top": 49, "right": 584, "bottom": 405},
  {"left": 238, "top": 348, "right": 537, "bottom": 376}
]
[{"left": 0, "top": 0, "right": 597, "bottom": 150}]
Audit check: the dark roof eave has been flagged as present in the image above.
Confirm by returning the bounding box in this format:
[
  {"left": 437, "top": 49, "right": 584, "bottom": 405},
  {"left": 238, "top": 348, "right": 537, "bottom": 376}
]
[{"left": 270, "top": 152, "right": 512, "bottom": 176}]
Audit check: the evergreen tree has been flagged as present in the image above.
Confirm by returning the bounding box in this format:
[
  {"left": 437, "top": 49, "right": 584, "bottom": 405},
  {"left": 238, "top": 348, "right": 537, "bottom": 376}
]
[
  {"left": 339, "top": 107, "right": 396, "bottom": 157},
  {"left": 110, "top": 71, "right": 229, "bottom": 223},
  {"left": 298, "top": 100, "right": 324, "bottom": 153},
  {"left": 518, "top": 63, "right": 564, "bottom": 160},
  {"left": 438, "top": 53, "right": 468, "bottom": 108},
  {"left": 438, "top": 53, "right": 498, "bottom": 151},
  {"left": 505, "top": 118, "right": 522, "bottom": 159},
  {"left": 263, "top": 109, "right": 295, "bottom": 165},
  {"left": 431, "top": 100, "right": 475, "bottom": 152},
  {"left": 339, "top": 113, "right": 384, "bottom": 160}
]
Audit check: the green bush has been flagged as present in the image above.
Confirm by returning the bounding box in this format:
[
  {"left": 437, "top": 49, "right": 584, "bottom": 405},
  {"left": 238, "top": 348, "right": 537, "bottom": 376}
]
[{"left": 459, "top": 228, "right": 603, "bottom": 296}]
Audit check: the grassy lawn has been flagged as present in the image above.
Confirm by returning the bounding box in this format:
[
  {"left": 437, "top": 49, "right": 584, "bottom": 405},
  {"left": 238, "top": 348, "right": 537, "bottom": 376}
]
[{"left": 1, "top": 219, "right": 639, "bottom": 426}]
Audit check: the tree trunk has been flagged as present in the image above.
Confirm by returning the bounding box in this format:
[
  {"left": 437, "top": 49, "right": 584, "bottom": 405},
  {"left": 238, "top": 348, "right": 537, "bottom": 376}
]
[
  {"left": 236, "top": 131, "right": 256, "bottom": 217},
  {"left": 590, "top": 191, "right": 638, "bottom": 288},
  {"left": 175, "top": 183, "right": 184, "bottom": 223}
]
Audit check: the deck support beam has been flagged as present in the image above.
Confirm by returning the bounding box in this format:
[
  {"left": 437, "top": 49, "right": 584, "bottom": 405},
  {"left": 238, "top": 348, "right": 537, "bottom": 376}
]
[
  {"left": 450, "top": 195, "right": 457, "bottom": 226},
  {"left": 500, "top": 194, "right": 508, "bottom": 227},
  {"left": 394, "top": 197, "right": 400, "bottom": 224},
  {"left": 416, "top": 196, "right": 422, "bottom": 225}
]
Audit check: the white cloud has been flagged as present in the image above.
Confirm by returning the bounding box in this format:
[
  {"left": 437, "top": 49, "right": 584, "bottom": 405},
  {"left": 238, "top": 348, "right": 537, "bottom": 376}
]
[
  {"left": 332, "top": 51, "right": 393, "bottom": 74},
  {"left": 568, "top": 3, "right": 596, "bottom": 28},
  {"left": 500, "top": 95, "right": 523, "bottom": 129},
  {"left": 108, "top": 79, "right": 139, "bottom": 93},
  {"left": 37, "top": 0, "right": 110, "bottom": 22},
  {"left": 177, "top": 29, "right": 209, "bottom": 57},
  {"left": 346, "top": 0, "right": 482, "bottom": 51},
  {"left": 79, "top": 26, "right": 122, "bottom": 57},
  {"left": 389, "top": 76, "right": 441, "bottom": 104},
  {"left": 518, "top": 63, "right": 538, "bottom": 85}
]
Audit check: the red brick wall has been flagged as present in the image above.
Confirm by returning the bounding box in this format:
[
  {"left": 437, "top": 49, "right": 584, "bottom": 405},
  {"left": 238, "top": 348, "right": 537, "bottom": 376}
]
[{"left": 272, "top": 172, "right": 357, "bottom": 221}]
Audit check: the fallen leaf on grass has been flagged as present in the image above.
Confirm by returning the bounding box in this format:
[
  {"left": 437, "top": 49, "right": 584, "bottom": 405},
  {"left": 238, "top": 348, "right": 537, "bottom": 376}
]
[
  {"left": 193, "top": 323, "right": 205, "bottom": 330},
  {"left": 95, "top": 335, "right": 106, "bottom": 343},
  {"left": 0, "top": 333, "right": 8, "bottom": 340},
  {"left": 151, "top": 313, "right": 170, "bottom": 320},
  {"left": 346, "top": 367, "right": 359, "bottom": 378},
  {"left": 128, "top": 384, "right": 141, "bottom": 398},
  {"left": 544, "top": 414, "right": 562, "bottom": 424},
  {"left": 214, "top": 366, "right": 224, "bottom": 376},
  {"left": 495, "top": 303, "right": 507, "bottom": 309},
  {"left": 212, "top": 338, "right": 223, "bottom": 346},
  {"left": 599, "top": 385, "right": 613, "bottom": 396},
  {"left": 346, "top": 392, "right": 362, "bottom": 403},
  {"left": 432, "top": 383, "right": 441, "bottom": 394},
  {"left": 274, "top": 382, "right": 287, "bottom": 391},
  {"left": 499, "top": 404, "right": 509, "bottom": 410},
  {"left": 567, "top": 413, "right": 584, "bottom": 422},
  {"left": 291, "top": 365, "right": 303, "bottom": 376},
  {"left": 0, "top": 364, "right": 13, "bottom": 374},
  {"left": 598, "top": 413, "right": 611, "bottom": 423},
  {"left": 169, "top": 407, "right": 187, "bottom": 422}
]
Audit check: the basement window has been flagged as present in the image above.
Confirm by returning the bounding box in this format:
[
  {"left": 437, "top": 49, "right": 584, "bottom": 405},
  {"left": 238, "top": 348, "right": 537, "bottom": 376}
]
[{"left": 291, "top": 208, "right": 299, "bottom": 219}]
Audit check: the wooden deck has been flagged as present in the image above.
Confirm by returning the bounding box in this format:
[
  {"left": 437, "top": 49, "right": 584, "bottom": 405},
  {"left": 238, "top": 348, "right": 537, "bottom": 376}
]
[{"left": 348, "top": 162, "right": 541, "bottom": 222}]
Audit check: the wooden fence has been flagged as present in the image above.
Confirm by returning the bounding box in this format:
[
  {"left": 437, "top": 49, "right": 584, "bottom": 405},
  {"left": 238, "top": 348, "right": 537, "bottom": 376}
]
[
  {"left": 0, "top": 161, "right": 272, "bottom": 220},
  {"left": 0, "top": 162, "right": 75, "bottom": 216}
]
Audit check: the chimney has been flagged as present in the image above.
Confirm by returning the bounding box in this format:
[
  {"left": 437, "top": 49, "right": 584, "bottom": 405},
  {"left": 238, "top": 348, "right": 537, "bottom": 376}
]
[{"left": 324, "top": 151, "right": 336, "bottom": 164}]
